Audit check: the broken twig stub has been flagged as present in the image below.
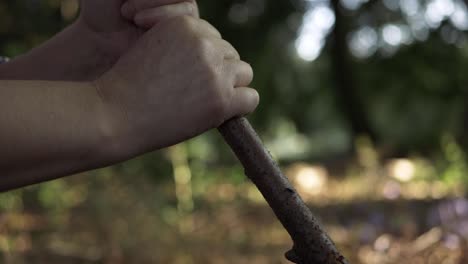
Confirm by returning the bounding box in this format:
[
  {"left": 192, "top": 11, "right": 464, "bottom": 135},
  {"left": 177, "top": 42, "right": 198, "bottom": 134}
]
[{"left": 218, "top": 117, "right": 349, "bottom": 264}]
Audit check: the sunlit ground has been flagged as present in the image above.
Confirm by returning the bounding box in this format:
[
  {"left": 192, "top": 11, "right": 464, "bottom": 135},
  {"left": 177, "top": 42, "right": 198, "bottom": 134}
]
[
  {"left": 0, "top": 0, "right": 468, "bottom": 263},
  {"left": 0, "top": 134, "right": 467, "bottom": 264}
]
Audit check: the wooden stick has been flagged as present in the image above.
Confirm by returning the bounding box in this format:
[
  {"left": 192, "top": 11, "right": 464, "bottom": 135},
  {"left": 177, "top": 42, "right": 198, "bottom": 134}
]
[{"left": 218, "top": 117, "right": 349, "bottom": 264}]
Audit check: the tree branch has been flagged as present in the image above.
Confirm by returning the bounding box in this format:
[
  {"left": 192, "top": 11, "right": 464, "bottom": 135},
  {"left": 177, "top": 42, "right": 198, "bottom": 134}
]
[{"left": 218, "top": 117, "right": 348, "bottom": 264}]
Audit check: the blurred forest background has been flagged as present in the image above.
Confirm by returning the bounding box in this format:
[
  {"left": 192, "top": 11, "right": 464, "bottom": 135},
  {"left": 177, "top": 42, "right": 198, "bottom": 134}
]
[{"left": 1, "top": 0, "right": 468, "bottom": 263}]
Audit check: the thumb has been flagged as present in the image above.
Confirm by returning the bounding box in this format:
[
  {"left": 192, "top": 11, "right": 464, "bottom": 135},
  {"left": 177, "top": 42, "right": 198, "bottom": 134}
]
[{"left": 227, "top": 87, "right": 260, "bottom": 119}]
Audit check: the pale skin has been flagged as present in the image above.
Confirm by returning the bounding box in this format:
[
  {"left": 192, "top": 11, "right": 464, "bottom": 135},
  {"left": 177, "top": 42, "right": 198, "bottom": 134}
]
[
  {"left": 0, "top": 1, "right": 259, "bottom": 191},
  {"left": 0, "top": 0, "right": 199, "bottom": 81}
]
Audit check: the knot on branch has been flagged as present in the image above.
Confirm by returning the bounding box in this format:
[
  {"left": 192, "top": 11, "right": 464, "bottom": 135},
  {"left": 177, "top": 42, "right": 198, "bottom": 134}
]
[{"left": 285, "top": 248, "right": 300, "bottom": 263}]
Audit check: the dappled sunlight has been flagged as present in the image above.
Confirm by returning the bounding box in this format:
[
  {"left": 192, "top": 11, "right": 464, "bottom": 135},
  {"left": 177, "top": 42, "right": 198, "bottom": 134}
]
[
  {"left": 387, "top": 159, "right": 416, "bottom": 182},
  {"left": 169, "top": 144, "right": 195, "bottom": 234},
  {"left": 357, "top": 228, "right": 464, "bottom": 264},
  {"left": 349, "top": 26, "right": 379, "bottom": 58},
  {"left": 382, "top": 24, "right": 412, "bottom": 47},
  {"left": 0, "top": 153, "right": 467, "bottom": 262},
  {"left": 1, "top": 124, "right": 466, "bottom": 263},
  {"left": 60, "top": 0, "right": 79, "bottom": 21},
  {"left": 287, "top": 163, "right": 328, "bottom": 198},
  {"left": 1, "top": 0, "right": 468, "bottom": 263},
  {"left": 295, "top": 0, "right": 468, "bottom": 59},
  {"left": 264, "top": 118, "right": 311, "bottom": 160},
  {"left": 295, "top": 1, "right": 335, "bottom": 61}
]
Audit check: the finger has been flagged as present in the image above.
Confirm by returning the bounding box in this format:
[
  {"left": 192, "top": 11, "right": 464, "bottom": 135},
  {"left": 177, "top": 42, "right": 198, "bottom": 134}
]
[
  {"left": 193, "top": 1, "right": 200, "bottom": 18},
  {"left": 134, "top": 2, "right": 196, "bottom": 28},
  {"left": 224, "top": 60, "right": 253, "bottom": 87},
  {"left": 163, "top": 16, "right": 222, "bottom": 39},
  {"left": 122, "top": 0, "right": 196, "bottom": 20},
  {"left": 212, "top": 39, "right": 240, "bottom": 60},
  {"left": 194, "top": 19, "right": 222, "bottom": 39},
  {"left": 227, "top": 87, "right": 260, "bottom": 119}
]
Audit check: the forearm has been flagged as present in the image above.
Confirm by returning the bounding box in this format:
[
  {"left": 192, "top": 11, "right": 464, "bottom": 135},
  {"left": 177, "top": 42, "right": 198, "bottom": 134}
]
[
  {"left": 0, "top": 20, "right": 114, "bottom": 81},
  {"left": 0, "top": 80, "right": 116, "bottom": 191}
]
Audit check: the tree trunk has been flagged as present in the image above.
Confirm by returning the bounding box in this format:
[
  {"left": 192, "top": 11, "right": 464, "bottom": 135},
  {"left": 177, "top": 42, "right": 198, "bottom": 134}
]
[
  {"left": 218, "top": 117, "right": 348, "bottom": 264},
  {"left": 330, "top": 0, "right": 377, "bottom": 144}
]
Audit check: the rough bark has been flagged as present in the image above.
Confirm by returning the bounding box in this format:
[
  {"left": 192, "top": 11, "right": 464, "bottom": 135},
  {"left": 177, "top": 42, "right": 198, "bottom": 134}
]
[{"left": 218, "top": 117, "right": 348, "bottom": 264}]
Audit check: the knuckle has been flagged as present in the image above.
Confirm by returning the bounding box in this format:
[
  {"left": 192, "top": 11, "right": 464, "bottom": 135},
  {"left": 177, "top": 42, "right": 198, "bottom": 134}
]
[
  {"left": 194, "top": 38, "right": 223, "bottom": 65},
  {"left": 233, "top": 49, "right": 241, "bottom": 60},
  {"left": 175, "top": 15, "right": 197, "bottom": 28},
  {"left": 182, "top": 1, "right": 196, "bottom": 15},
  {"left": 196, "top": 37, "right": 214, "bottom": 54},
  {"left": 224, "top": 41, "right": 240, "bottom": 59},
  {"left": 226, "top": 40, "right": 238, "bottom": 51},
  {"left": 199, "top": 19, "right": 222, "bottom": 38},
  {"left": 243, "top": 61, "right": 254, "bottom": 78},
  {"left": 234, "top": 61, "right": 254, "bottom": 86}
]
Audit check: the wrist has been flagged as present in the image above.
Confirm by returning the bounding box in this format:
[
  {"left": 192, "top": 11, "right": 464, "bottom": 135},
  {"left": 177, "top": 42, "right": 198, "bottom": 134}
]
[
  {"left": 72, "top": 19, "right": 124, "bottom": 80},
  {"left": 91, "top": 74, "right": 136, "bottom": 165},
  {"left": 0, "top": 21, "right": 116, "bottom": 81},
  {"left": 0, "top": 79, "right": 130, "bottom": 184},
  {"left": 67, "top": 20, "right": 119, "bottom": 81}
]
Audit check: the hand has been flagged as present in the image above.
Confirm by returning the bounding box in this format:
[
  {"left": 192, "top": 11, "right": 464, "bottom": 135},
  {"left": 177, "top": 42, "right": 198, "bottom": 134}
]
[
  {"left": 76, "top": 0, "right": 199, "bottom": 79},
  {"left": 94, "top": 17, "right": 259, "bottom": 159},
  {"left": 0, "top": 0, "right": 198, "bottom": 81},
  {"left": 121, "top": 0, "right": 199, "bottom": 28}
]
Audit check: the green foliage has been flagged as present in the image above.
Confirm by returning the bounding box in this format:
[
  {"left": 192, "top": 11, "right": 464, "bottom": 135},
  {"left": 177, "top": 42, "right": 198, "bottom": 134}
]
[
  {"left": 439, "top": 133, "right": 468, "bottom": 186},
  {"left": 1, "top": 0, "right": 467, "bottom": 156},
  {"left": 0, "top": 2, "right": 468, "bottom": 261}
]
